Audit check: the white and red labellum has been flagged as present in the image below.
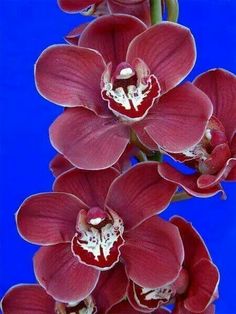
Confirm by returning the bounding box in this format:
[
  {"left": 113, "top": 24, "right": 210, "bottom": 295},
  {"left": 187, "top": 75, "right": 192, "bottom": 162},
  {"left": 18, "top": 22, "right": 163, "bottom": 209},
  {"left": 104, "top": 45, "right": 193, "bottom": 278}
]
[
  {"left": 72, "top": 207, "right": 124, "bottom": 270},
  {"left": 101, "top": 60, "right": 161, "bottom": 122},
  {"left": 55, "top": 296, "right": 97, "bottom": 314}
]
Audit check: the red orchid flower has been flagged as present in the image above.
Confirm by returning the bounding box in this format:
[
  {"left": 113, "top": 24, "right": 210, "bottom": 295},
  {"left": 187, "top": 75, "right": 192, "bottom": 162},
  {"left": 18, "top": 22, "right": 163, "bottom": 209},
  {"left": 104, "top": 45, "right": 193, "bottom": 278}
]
[
  {"left": 158, "top": 69, "right": 236, "bottom": 196},
  {"left": 58, "top": 0, "right": 151, "bottom": 25},
  {"left": 126, "top": 216, "right": 219, "bottom": 313},
  {"left": 35, "top": 15, "right": 212, "bottom": 171},
  {"left": 1, "top": 264, "right": 128, "bottom": 314},
  {"left": 16, "top": 163, "right": 182, "bottom": 302}
]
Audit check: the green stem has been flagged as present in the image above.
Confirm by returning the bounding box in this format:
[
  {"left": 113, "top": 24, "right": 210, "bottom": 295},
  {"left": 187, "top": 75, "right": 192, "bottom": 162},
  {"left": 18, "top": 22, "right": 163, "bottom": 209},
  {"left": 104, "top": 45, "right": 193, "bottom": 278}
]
[
  {"left": 150, "top": 0, "right": 163, "bottom": 25},
  {"left": 171, "top": 191, "right": 192, "bottom": 202},
  {"left": 165, "top": 0, "right": 179, "bottom": 22}
]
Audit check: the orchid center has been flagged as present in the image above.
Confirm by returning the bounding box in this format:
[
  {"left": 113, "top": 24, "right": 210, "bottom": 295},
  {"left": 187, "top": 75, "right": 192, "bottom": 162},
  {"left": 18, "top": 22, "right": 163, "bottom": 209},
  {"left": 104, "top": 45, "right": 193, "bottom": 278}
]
[
  {"left": 101, "top": 61, "right": 161, "bottom": 122},
  {"left": 55, "top": 296, "right": 97, "bottom": 314},
  {"left": 71, "top": 207, "right": 124, "bottom": 270}
]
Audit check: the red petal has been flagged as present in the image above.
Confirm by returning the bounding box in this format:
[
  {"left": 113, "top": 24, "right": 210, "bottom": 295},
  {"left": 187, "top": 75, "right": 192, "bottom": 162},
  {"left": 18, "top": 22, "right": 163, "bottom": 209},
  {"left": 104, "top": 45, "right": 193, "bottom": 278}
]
[
  {"left": 35, "top": 45, "right": 106, "bottom": 114},
  {"left": 184, "top": 259, "right": 219, "bottom": 313},
  {"left": 50, "top": 154, "right": 74, "bottom": 177},
  {"left": 158, "top": 162, "right": 223, "bottom": 198},
  {"left": 127, "top": 22, "right": 196, "bottom": 94},
  {"left": 173, "top": 301, "right": 215, "bottom": 314},
  {"left": 1, "top": 284, "right": 55, "bottom": 314},
  {"left": 54, "top": 167, "right": 119, "bottom": 209},
  {"left": 105, "top": 162, "right": 176, "bottom": 230},
  {"left": 92, "top": 263, "right": 128, "bottom": 313},
  {"left": 58, "top": 0, "right": 101, "bottom": 12},
  {"left": 134, "top": 83, "right": 213, "bottom": 153},
  {"left": 34, "top": 244, "right": 100, "bottom": 303},
  {"left": 50, "top": 107, "right": 130, "bottom": 170},
  {"left": 194, "top": 69, "right": 236, "bottom": 140},
  {"left": 107, "top": 300, "right": 142, "bottom": 314},
  {"left": 122, "top": 216, "right": 184, "bottom": 288},
  {"left": 16, "top": 193, "right": 82, "bottom": 245},
  {"left": 79, "top": 14, "right": 146, "bottom": 67},
  {"left": 65, "top": 23, "right": 89, "bottom": 45},
  {"left": 108, "top": 0, "right": 151, "bottom": 26},
  {"left": 170, "top": 216, "right": 211, "bottom": 269}
]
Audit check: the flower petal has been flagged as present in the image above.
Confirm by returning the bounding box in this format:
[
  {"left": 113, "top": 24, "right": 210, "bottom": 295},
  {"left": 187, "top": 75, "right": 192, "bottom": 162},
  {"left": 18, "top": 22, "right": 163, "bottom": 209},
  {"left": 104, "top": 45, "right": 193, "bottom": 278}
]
[
  {"left": 108, "top": 0, "right": 151, "bottom": 26},
  {"left": 79, "top": 14, "right": 147, "bottom": 67},
  {"left": 122, "top": 216, "right": 184, "bottom": 288},
  {"left": 34, "top": 244, "right": 100, "bottom": 303},
  {"left": 58, "top": 0, "right": 102, "bottom": 12},
  {"left": 184, "top": 259, "right": 219, "bottom": 313},
  {"left": 92, "top": 263, "right": 128, "bottom": 313},
  {"left": 158, "top": 162, "right": 223, "bottom": 198},
  {"left": 173, "top": 302, "right": 215, "bottom": 314},
  {"left": 106, "top": 162, "right": 176, "bottom": 230},
  {"left": 107, "top": 300, "right": 143, "bottom": 314},
  {"left": 50, "top": 154, "right": 74, "bottom": 177},
  {"left": 16, "top": 192, "right": 82, "bottom": 245},
  {"left": 50, "top": 107, "right": 130, "bottom": 170},
  {"left": 1, "top": 284, "right": 55, "bottom": 314},
  {"left": 54, "top": 167, "right": 119, "bottom": 209},
  {"left": 134, "top": 83, "right": 213, "bottom": 153},
  {"left": 35, "top": 45, "right": 106, "bottom": 114},
  {"left": 127, "top": 22, "right": 196, "bottom": 94},
  {"left": 170, "top": 216, "right": 211, "bottom": 269},
  {"left": 194, "top": 69, "right": 236, "bottom": 140}
]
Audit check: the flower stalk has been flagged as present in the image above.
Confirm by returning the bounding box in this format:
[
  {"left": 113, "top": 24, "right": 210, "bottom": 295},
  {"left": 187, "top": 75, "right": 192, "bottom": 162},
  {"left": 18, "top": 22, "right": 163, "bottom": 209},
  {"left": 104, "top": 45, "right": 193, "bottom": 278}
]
[
  {"left": 165, "top": 0, "right": 179, "bottom": 22},
  {"left": 150, "top": 0, "right": 163, "bottom": 25},
  {"left": 171, "top": 191, "right": 192, "bottom": 202}
]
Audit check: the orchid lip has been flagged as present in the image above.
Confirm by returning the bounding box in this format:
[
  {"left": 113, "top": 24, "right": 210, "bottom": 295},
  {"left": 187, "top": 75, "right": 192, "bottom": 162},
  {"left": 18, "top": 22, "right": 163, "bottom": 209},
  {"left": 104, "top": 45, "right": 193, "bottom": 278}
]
[
  {"left": 71, "top": 208, "right": 124, "bottom": 270},
  {"left": 55, "top": 296, "right": 97, "bottom": 314}
]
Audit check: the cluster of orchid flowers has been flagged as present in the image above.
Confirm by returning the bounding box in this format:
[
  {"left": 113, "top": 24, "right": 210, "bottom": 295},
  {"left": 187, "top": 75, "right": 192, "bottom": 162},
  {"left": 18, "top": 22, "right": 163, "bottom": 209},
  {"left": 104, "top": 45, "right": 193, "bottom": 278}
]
[{"left": 2, "top": 0, "right": 236, "bottom": 313}]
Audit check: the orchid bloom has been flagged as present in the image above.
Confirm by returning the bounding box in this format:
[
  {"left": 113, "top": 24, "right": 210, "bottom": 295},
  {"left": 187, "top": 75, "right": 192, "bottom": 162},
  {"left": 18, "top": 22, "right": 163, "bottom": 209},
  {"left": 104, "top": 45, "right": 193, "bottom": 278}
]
[
  {"left": 58, "top": 0, "right": 151, "bottom": 25},
  {"left": 126, "top": 216, "right": 219, "bottom": 314},
  {"left": 35, "top": 15, "right": 212, "bottom": 170},
  {"left": 158, "top": 69, "right": 236, "bottom": 196},
  {"left": 16, "top": 163, "right": 183, "bottom": 302}
]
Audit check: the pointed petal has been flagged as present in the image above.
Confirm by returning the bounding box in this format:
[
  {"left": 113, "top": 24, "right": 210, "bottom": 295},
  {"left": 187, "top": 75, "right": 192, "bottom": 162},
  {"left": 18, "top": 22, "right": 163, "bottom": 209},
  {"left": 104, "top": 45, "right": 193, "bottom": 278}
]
[
  {"left": 106, "top": 162, "right": 177, "bottom": 230},
  {"left": 107, "top": 300, "right": 142, "bottom": 314},
  {"left": 127, "top": 22, "right": 196, "bottom": 94},
  {"left": 50, "top": 154, "right": 74, "bottom": 177},
  {"left": 50, "top": 107, "right": 130, "bottom": 170},
  {"left": 35, "top": 45, "right": 106, "bottom": 114},
  {"left": 170, "top": 216, "right": 211, "bottom": 268},
  {"left": 122, "top": 216, "right": 184, "bottom": 288},
  {"left": 54, "top": 167, "right": 119, "bottom": 210},
  {"left": 58, "top": 0, "right": 102, "bottom": 13},
  {"left": 194, "top": 68, "right": 236, "bottom": 140},
  {"left": 65, "top": 23, "right": 89, "bottom": 45},
  {"left": 158, "top": 163, "right": 223, "bottom": 198},
  {"left": 93, "top": 263, "right": 128, "bottom": 313},
  {"left": 134, "top": 83, "right": 213, "bottom": 153},
  {"left": 184, "top": 259, "right": 219, "bottom": 313},
  {"left": 34, "top": 244, "right": 100, "bottom": 303},
  {"left": 79, "top": 14, "right": 147, "bottom": 67},
  {"left": 16, "top": 193, "right": 81, "bottom": 245},
  {"left": 1, "top": 284, "right": 55, "bottom": 314},
  {"left": 108, "top": 0, "right": 151, "bottom": 26}
]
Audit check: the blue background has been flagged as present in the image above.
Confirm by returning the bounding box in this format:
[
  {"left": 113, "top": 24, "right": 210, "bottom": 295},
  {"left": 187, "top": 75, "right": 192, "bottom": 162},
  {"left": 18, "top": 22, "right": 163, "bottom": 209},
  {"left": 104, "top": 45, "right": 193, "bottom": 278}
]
[{"left": 0, "top": 1, "right": 236, "bottom": 313}]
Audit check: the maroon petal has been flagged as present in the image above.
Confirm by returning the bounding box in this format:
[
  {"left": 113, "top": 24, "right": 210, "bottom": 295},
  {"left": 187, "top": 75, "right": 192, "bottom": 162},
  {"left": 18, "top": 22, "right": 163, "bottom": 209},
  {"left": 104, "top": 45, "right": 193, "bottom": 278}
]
[
  {"left": 107, "top": 300, "right": 142, "bottom": 314},
  {"left": 79, "top": 14, "right": 147, "bottom": 67},
  {"left": 134, "top": 83, "right": 213, "bottom": 153},
  {"left": 50, "top": 107, "right": 130, "bottom": 170},
  {"left": 173, "top": 301, "right": 215, "bottom": 314},
  {"left": 58, "top": 0, "right": 102, "bottom": 12},
  {"left": 184, "top": 259, "right": 219, "bottom": 313},
  {"left": 170, "top": 216, "right": 211, "bottom": 269},
  {"left": 34, "top": 244, "right": 100, "bottom": 303},
  {"left": 35, "top": 45, "right": 106, "bottom": 114},
  {"left": 158, "top": 163, "right": 223, "bottom": 198},
  {"left": 92, "top": 263, "right": 128, "bottom": 313},
  {"left": 1, "top": 284, "right": 55, "bottom": 314},
  {"left": 127, "top": 22, "right": 196, "bottom": 94},
  {"left": 194, "top": 69, "right": 236, "bottom": 140},
  {"left": 16, "top": 193, "right": 82, "bottom": 245},
  {"left": 106, "top": 162, "right": 177, "bottom": 230},
  {"left": 50, "top": 154, "right": 74, "bottom": 177},
  {"left": 65, "top": 23, "right": 89, "bottom": 45},
  {"left": 54, "top": 167, "right": 119, "bottom": 209},
  {"left": 122, "top": 216, "right": 184, "bottom": 288},
  {"left": 108, "top": 0, "right": 151, "bottom": 26}
]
